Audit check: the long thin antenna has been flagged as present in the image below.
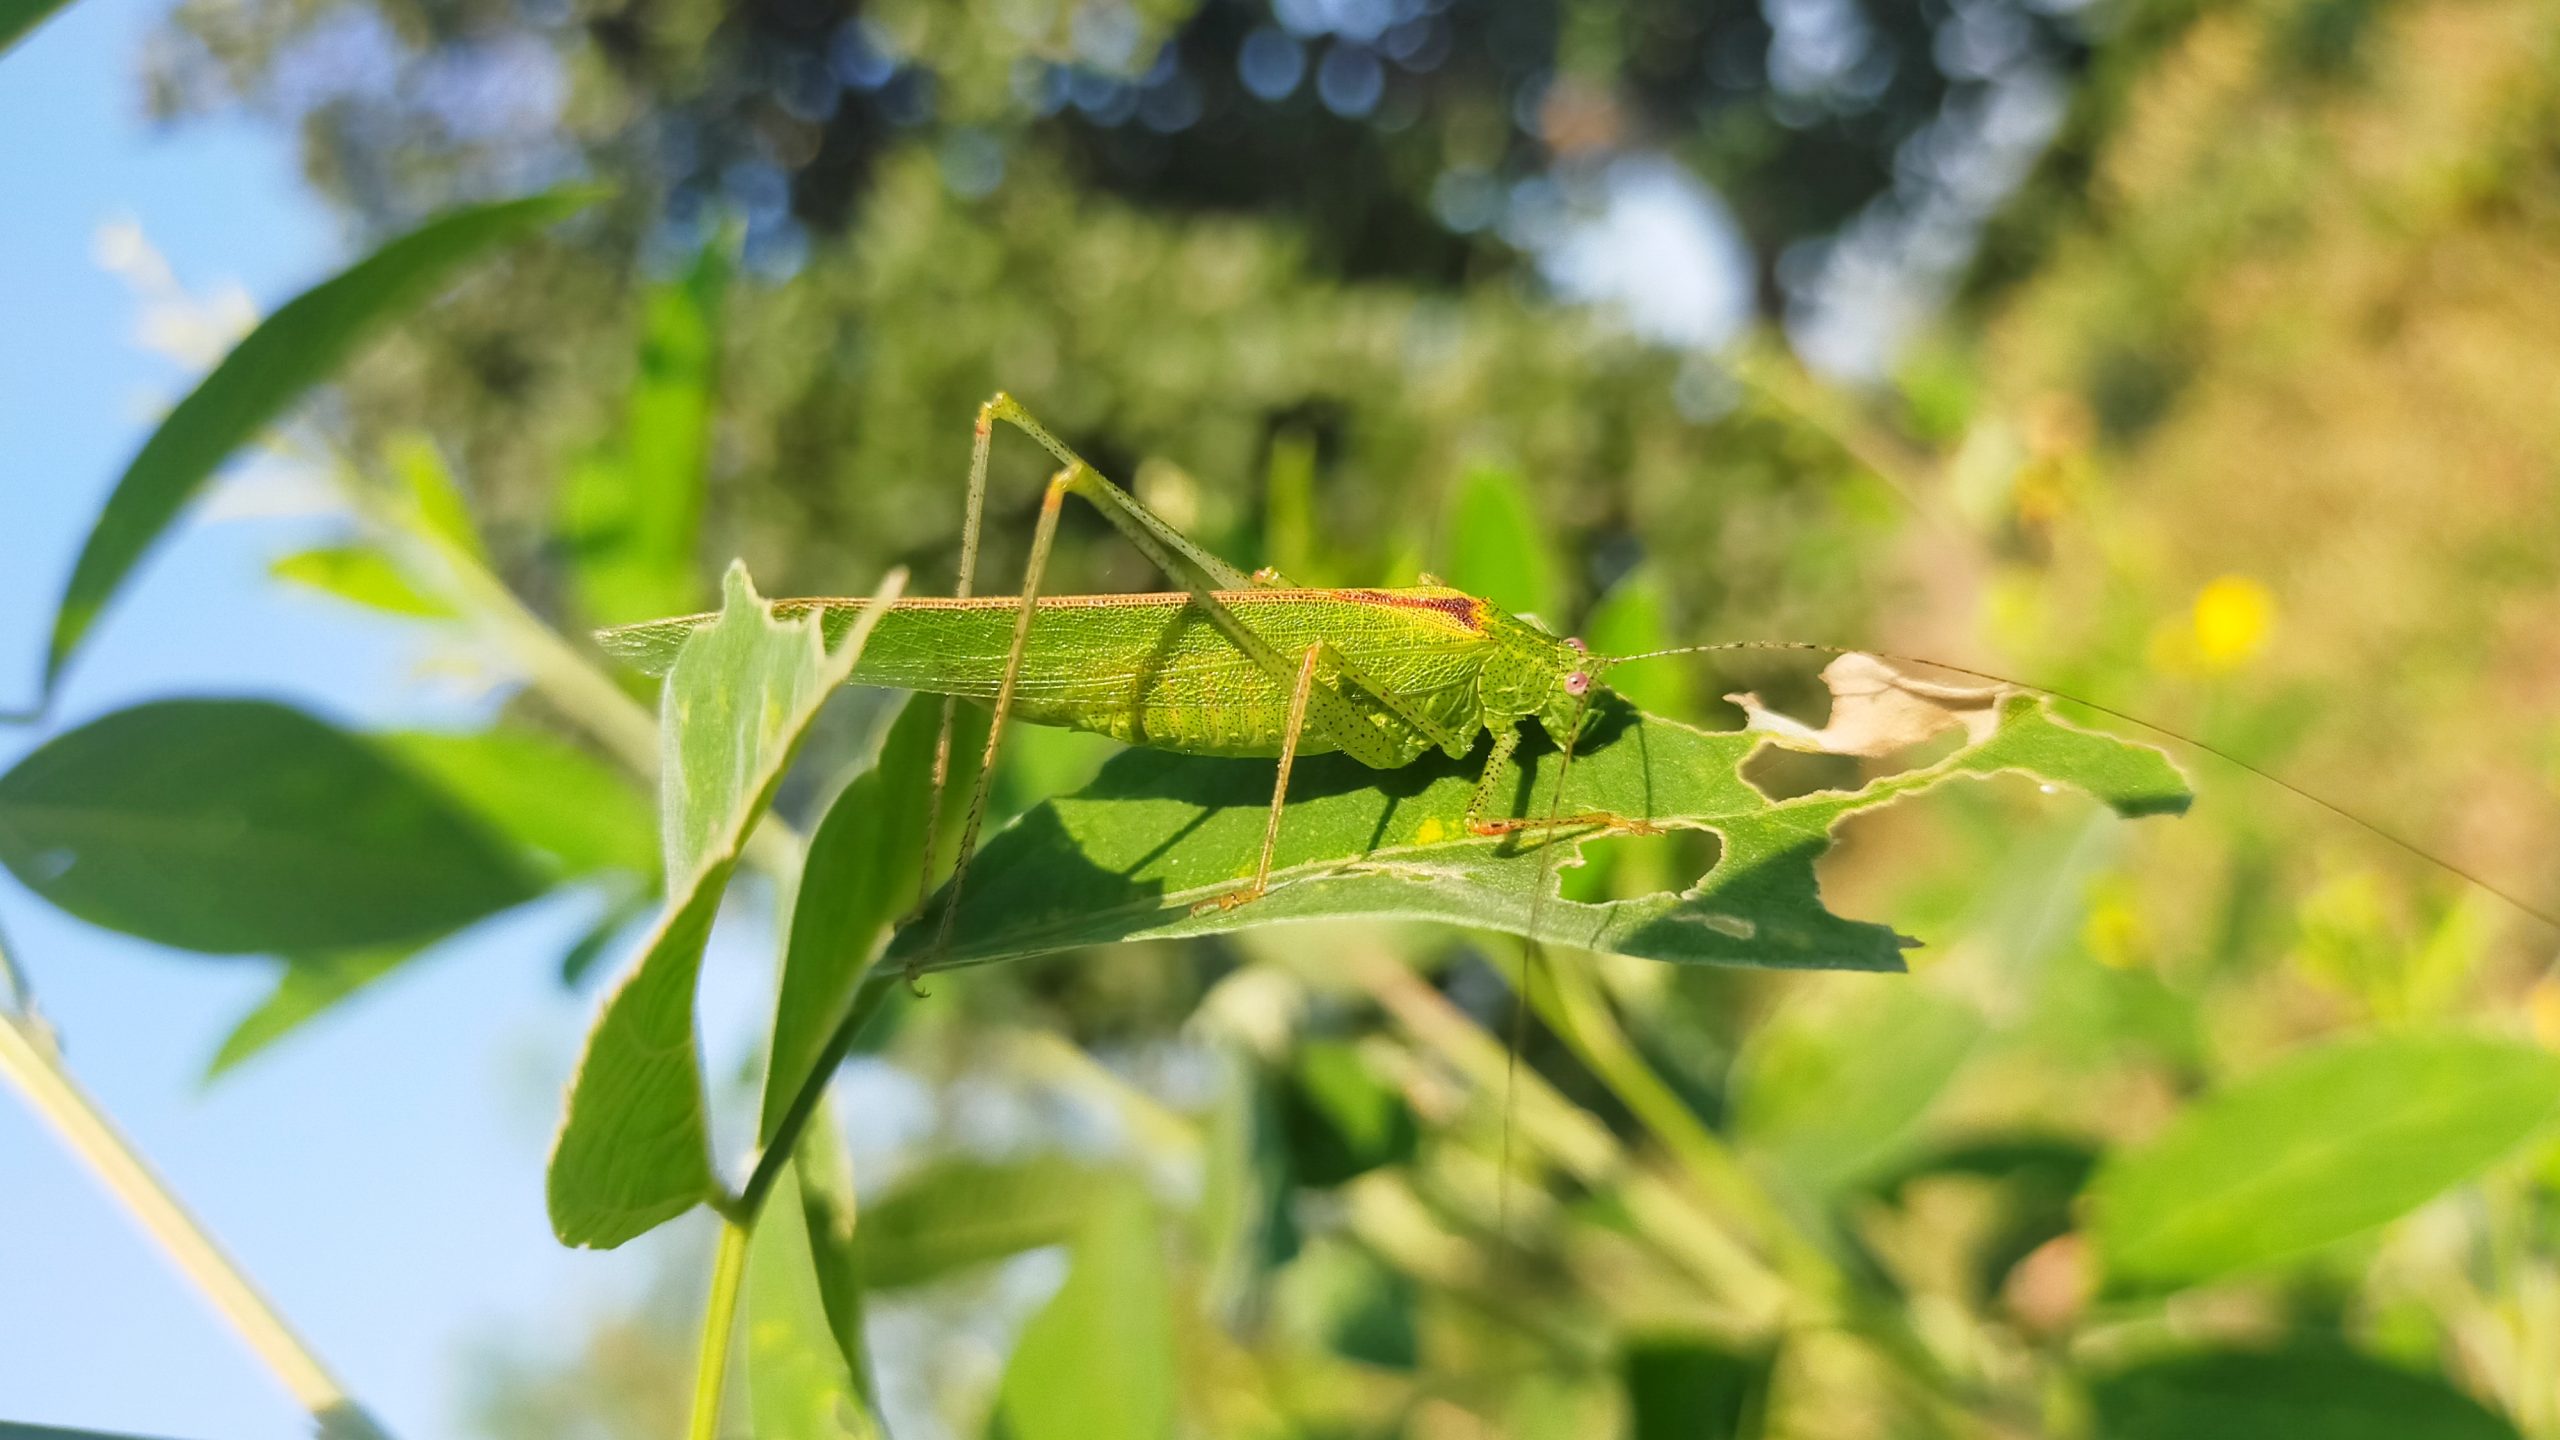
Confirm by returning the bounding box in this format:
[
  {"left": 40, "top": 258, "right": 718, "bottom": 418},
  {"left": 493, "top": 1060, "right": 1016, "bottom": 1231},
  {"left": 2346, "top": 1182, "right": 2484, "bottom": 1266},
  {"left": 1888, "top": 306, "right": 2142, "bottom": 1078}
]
[
  {"left": 1497, "top": 675, "right": 1604, "bottom": 1250},
  {"left": 1601, "top": 640, "right": 2560, "bottom": 934}
]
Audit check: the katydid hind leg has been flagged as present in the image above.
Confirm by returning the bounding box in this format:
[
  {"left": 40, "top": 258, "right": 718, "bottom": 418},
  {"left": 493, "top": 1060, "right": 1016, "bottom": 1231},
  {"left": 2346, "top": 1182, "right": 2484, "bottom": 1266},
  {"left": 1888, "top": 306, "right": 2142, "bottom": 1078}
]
[
  {"left": 915, "top": 402, "right": 1003, "bottom": 923},
  {"left": 987, "top": 394, "right": 1461, "bottom": 765},
  {"left": 920, "top": 464, "right": 1075, "bottom": 982}
]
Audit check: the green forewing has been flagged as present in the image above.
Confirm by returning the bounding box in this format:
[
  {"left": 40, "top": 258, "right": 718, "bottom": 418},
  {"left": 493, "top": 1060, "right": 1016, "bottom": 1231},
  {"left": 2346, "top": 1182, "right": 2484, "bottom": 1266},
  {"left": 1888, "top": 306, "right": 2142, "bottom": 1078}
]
[{"left": 601, "top": 590, "right": 1511, "bottom": 759}]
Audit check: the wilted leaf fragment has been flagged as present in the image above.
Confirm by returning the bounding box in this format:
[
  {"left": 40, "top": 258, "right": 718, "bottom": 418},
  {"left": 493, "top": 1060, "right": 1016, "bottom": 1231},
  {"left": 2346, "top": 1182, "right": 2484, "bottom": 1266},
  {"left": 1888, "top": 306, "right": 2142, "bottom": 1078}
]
[
  {"left": 2091, "top": 1032, "right": 2560, "bottom": 1288},
  {"left": 887, "top": 691, "right": 2188, "bottom": 974},
  {"left": 547, "top": 563, "right": 886, "bottom": 1249},
  {"left": 1728, "top": 653, "right": 2006, "bottom": 758},
  {"left": 2088, "top": 1342, "right": 2521, "bottom": 1440},
  {"left": 0, "top": 699, "right": 540, "bottom": 953}
]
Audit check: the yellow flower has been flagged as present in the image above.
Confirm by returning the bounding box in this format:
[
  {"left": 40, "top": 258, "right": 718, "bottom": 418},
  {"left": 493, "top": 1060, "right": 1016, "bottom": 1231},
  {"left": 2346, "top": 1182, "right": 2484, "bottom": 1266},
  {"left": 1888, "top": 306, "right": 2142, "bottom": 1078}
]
[{"left": 2191, "top": 575, "right": 2275, "bottom": 670}]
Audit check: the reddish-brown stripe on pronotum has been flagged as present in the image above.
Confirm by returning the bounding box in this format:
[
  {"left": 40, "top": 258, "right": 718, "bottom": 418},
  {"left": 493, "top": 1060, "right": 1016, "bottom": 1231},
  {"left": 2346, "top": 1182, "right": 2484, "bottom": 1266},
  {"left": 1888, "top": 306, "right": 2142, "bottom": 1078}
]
[{"left": 1339, "top": 589, "right": 1486, "bottom": 632}]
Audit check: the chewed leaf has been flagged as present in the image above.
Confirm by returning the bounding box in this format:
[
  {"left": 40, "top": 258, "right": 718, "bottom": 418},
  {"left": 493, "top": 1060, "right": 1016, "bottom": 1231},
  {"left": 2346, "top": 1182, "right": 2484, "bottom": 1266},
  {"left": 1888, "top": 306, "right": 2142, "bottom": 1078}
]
[
  {"left": 1728, "top": 653, "right": 2007, "bottom": 758},
  {"left": 885, "top": 692, "right": 2189, "bottom": 974},
  {"left": 547, "top": 562, "right": 893, "bottom": 1249}
]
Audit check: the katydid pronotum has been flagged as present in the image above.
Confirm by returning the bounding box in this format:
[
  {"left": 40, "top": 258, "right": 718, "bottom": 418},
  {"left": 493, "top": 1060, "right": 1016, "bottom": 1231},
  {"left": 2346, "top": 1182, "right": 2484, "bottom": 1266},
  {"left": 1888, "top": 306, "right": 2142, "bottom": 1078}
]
[{"left": 598, "top": 393, "right": 2560, "bottom": 985}]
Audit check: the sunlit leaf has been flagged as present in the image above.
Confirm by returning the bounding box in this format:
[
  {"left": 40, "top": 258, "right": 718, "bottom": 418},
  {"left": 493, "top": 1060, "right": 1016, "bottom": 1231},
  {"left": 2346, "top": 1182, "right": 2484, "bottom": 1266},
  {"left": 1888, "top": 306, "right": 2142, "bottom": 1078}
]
[
  {"left": 2087, "top": 1342, "right": 2521, "bottom": 1440},
  {"left": 1582, "top": 567, "right": 1693, "bottom": 716},
  {"left": 36, "top": 190, "right": 595, "bottom": 704},
  {"left": 992, "top": 1184, "right": 1177, "bottom": 1440},
  {"left": 757, "top": 694, "right": 980, "bottom": 1142},
  {"left": 2090, "top": 1032, "right": 2560, "bottom": 1288},
  {"left": 203, "top": 947, "right": 413, "bottom": 1080},
  {"left": 558, "top": 239, "right": 726, "bottom": 628},
  {"left": 0, "top": 699, "right": 541, "bottom": 953},
  {"left": 887, "top": 692, "right": 2189, "bottom": 974},
  {"left": 382, "top": 431, "right": 483, "bottom": 562},
  {"left": 854, "top": 1157, "right": 1116, "bottom": 1292},
  {"left": 1439, "top": 463, "right": 1560, "bottom": 624},
  {"left": 746, "top": 1162, "right": 876, "bottom": 1440},
  {"left": 379, "top": 728, "right": 655, "bottom": 882},
  {"left": 547, "top": 563, "right": 889, "bottom": 1249},
  {"left": 1733, "top": 986, "right": 1984, "bottom": 1193},
  {"left": 270, "top": 544, "right": 452, "bottom": 618}
]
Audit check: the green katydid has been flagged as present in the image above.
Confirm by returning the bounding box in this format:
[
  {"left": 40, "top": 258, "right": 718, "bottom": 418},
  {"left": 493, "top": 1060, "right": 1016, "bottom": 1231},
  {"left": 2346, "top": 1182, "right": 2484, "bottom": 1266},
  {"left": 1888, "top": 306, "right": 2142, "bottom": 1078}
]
[
  {"left": 597, "top": 393, "right": 1670, "bottom": 957},
  {"left": 597, "top": 392, "right": 2560, "bottom": 971}
]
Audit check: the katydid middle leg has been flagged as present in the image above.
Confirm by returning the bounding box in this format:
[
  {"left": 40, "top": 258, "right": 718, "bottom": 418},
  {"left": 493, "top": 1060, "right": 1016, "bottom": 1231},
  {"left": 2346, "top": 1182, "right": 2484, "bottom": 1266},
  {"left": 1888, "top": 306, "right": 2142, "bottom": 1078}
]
[{"left": 1193, "top": 641, "right": 1324, "bottom": 915}]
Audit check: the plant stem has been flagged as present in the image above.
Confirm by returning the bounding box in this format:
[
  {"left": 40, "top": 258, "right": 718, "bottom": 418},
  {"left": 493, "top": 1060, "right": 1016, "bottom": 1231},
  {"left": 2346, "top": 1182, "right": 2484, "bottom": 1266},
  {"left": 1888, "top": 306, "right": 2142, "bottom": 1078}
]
[
  {"left": 688, "top": 1219, "right": 753, "bottom": 1440},
  {"left": 737, "top": 971, "right": 898, "bottom": 1218},
  {"left": 0, "top": 1006, "right": 387, "bottom": 1436},
  {"left": 327, "top": 450, "right": 805, "bottom": 876}
]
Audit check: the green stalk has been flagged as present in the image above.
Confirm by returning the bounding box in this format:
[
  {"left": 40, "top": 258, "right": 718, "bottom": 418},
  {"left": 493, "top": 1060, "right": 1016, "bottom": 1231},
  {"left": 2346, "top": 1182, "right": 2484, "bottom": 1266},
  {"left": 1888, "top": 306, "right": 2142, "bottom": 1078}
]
[
  {"left": 326, "top": 452, "right": 804, "bottom": 877},
  {"left": 688, "top": 1219, "right": 753, "bottom": 1440},
  {"left": 0, "top": 1000, "right": 388, "bottom": 1437},
  {"left": 736, "top": 972, "right": 898, "bottom": 1218}
]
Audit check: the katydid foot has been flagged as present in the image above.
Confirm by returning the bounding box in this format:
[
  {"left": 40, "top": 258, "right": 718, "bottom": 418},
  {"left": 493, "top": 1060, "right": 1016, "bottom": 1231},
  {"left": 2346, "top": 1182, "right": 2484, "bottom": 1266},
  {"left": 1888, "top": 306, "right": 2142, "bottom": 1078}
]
[{"left": 1190, "top": 882, "right": 1273, "bottom": 916}]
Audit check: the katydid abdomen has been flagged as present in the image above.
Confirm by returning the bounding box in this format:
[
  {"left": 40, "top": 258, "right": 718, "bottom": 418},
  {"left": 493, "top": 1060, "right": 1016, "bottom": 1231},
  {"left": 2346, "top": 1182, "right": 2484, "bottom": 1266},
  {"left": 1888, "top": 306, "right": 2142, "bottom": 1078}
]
[{"left": 600, "top": 588, "right": 1500, "bottom": 761}]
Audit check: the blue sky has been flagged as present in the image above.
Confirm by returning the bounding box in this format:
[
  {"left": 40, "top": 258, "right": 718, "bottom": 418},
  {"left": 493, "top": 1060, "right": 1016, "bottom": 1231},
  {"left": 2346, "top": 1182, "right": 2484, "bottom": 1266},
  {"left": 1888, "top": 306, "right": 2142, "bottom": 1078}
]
[{"left": 0, "top": 6, "right": 777, "bottom": 1434}]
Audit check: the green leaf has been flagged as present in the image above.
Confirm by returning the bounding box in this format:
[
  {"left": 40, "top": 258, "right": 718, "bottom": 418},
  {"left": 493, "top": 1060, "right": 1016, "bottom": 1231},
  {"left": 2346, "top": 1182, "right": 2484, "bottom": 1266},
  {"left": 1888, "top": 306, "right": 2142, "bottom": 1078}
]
[
  {"left": 758, "top": 694, "right": 980, "bottom": 1142},
  {"left": 1581, "top": 567, "right": 1693, "bottom": 716},
  {"left": 1283, "top": 1039, "right": 1418, "bottom": 1187},
  {"left": 382, "top": 431, "right": 485, "bottom": 562},
  {"left": 546, "top": 563, "right": 891, "bottom": 1248},
  {"left": 991, "top": 1184, "right": 1177, "bottom": 1440},
  {"left": 270, "top": 544, "right": 453, "bottom": 618},
  {"left": 1621, "top": 1336, "right": 1770, "bottom": 1440},
  {"left": 201, "top": 725, "right": 653, "bottom": 1075},
  {"left": 1439, "top": 463, "right": 1561, "bottom": 623},
  {"left": 2086, "top": 1342, "right": 2521, "bottom": 1440},
  {"left": 888, "top": 693, "right": 2189, "bottom": 974},
  {"left": 36, "top": 189, "right": 594, "bottom": 705},
  {"left": 854, "top": 1157, "right": 1116, "bottom": 1292},
  {"left": 0, "top": 699, "right": 542, "bottom": 953},
  {"left": 2090, "top": 1032, "right": 2560, "bottom": 1289},
  {"left": 1732, "top": 986, "right": 1984, "bottom": 1193},
  {"left": 0, "top": 0, "right": 75, "bottom": 56},
  {"left": 204, "top": 947, "right": 414, "bottom": 1079},
  {"left": 747, "top": 1161, "right": 877, "bottom": 1440},
  {"left": 791, "top": 1108, "right": 874, "bottom": 1406},
  {"left": 558, "top": 239, "right": 726, "bottom": 627},
  {"left": 378, "top": 728, "right": 656, "bottom": 882}
]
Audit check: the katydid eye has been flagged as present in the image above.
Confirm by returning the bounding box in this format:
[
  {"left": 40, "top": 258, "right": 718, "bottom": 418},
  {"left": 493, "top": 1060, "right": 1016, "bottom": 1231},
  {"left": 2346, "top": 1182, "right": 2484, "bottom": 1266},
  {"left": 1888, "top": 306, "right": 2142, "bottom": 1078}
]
[{"left": 1566, "top": 670, "right": 1592, "bottom": 696}]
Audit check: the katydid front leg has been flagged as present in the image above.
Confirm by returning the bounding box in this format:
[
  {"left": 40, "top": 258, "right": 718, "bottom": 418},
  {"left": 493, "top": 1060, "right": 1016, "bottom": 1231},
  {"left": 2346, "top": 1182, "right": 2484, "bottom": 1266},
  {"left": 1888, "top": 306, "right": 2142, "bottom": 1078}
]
[{"left": 1461, "top": 724, "right": 1664, "bottom": 841}]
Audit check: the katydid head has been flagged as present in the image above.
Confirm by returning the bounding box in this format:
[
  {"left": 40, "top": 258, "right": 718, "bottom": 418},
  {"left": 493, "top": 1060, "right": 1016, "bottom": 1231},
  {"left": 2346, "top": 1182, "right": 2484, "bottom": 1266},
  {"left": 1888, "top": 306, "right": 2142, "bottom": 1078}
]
[{"left": 1473, "top": 602, "right": 1601, "bottom": 749}]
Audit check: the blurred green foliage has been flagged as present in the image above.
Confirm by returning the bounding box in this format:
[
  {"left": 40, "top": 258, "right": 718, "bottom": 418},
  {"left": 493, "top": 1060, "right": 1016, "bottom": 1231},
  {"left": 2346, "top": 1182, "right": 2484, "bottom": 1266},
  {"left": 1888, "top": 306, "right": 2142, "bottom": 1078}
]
[{"left": 11, "top": 0, "right": 2560, "bottom": 1435}]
